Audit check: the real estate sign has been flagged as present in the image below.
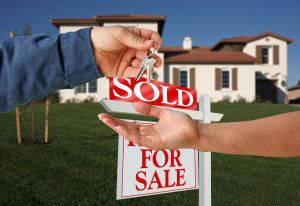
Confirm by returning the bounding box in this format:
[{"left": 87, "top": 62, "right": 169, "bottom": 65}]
[{"left": 116, "top": 123, "right": 198, "bottom": 199}]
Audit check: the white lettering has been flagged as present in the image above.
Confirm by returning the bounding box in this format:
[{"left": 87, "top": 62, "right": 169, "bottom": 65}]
[
  {"left": 135, "top": 82, "right": 160, "bottom": 102},
  {"left": 113, "top": 78, "right": 132, "bottom": 98},
  {"left": 176, "top": 89, "right": 194, "bottom": 107}
]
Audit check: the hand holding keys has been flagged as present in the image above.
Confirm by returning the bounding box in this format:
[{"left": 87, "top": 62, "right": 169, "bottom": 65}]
[{"left": 135, "top": 48, "right": 158, "bottom": 82}]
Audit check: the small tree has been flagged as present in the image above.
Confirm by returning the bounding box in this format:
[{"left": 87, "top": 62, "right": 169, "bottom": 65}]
[{"left": 11, "top": 24, "right": 52, "bottom": 144}]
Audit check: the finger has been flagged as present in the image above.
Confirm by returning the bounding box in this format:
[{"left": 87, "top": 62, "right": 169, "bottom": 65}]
[
  {"left": 135, "top": 50, "right": 148, "bottom": 59},
  {"left": 98, "top": 113, "right": 129, "bottom": 128},
  {"left": 151, "top": 53, "right": 162, "bottom": 68},
  {"left": 131, "top": 58, "right": 142, "bottom": 68},
  {"left": 133, "top": 102, "right": 163, "bottom": 118},
  {"left": 131, "top": 27, "right": 162, "bottom": 50},
  {"left": 118, "top": 49, "right": 136, "bottom": 76},
  {"left": 123, "top": 66, "right": 143, "bottom": 78},
  {"left": 118, "top": 27, "right": 153, "bottom": 50}
]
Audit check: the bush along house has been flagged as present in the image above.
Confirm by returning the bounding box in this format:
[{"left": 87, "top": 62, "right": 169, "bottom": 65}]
[{"left": 51, "top": 14, "right": 292, "bottom": 103}]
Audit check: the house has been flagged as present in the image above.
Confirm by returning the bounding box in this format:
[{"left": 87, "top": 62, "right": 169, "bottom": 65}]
[
  {"left": 50, "top": 14, "right": 293, "bottom": 103},
  {"left": 288, "top": 84, "right": 300, "bottom": 104}
]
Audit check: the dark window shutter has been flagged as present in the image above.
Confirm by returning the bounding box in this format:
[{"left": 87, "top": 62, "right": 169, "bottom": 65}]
[
  {"left": 273, "top": 46, "right": 279, "bottom": 65},
  {"left": 256, "top": 46, "right": 262, "bottom": 64},
  {"left": 173, "top": 68, "right": 179, "bottom": 85},
  {"left": 232, "top": 68, "right": 238, "bottom": 91},
  {"left": 189, "top": 68, "right": 195, "bottom": 89},
  {"left": 215, "top": 68, "right": 221, "bottom": 90}
]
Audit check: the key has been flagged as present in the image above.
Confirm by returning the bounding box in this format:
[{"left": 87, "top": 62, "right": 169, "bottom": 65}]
[
  {"left": 135, "top": 47, "right": 158, "bottom": 82},
  {"left": 135, "top": 57, "right": 157, "bottom": 82}
]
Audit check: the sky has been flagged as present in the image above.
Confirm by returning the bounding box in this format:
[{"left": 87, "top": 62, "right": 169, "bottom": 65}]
[{"left": 1, "top": 0, "right": 299, "bottom": 86}]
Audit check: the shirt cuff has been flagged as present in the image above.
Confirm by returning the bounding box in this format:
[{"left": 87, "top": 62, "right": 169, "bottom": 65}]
[{"left": 60, "top": 28, "right": 103, "bottom": 87}]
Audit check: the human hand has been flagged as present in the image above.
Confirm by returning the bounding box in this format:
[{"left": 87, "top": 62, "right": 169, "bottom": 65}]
[
  {"left": 98, "top": 102, "right": 209, "bottom": 150},
  {"left": 90, "top": 26, "right": 162, "bottom": 77}
]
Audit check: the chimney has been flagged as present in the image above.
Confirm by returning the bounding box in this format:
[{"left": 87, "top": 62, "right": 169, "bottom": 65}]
[
  {"left": 9, "top": 32, "right": 15, "bottom": 38},
  {"left": 183, "top": 37, "right": 192, "bottom": 49}
]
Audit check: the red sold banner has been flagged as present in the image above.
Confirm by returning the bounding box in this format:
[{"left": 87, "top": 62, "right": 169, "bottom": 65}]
[{"left": 109, "top": 77, "right": 197, "bottom": 110}]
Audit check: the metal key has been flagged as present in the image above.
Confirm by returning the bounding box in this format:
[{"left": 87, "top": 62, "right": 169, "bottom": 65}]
[
  {"left": 135, "top": 57, "right": 157, "bottom": 82},
  {"left": 135, "top": 48, "right": 157, "bottom": 82}
]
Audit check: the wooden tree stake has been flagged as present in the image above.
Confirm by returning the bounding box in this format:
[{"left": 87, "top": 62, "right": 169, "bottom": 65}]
[
  {"left": 15, "top": 107, "right": 21, "bottom": 144},
  {"left": 44, "top": 96, "right": 51, "bottom": 143}
]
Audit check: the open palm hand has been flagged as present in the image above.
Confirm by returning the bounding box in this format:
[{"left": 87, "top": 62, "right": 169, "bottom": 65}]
[{"left": 98, "top": 102, "right": 200, "bottom": 150}]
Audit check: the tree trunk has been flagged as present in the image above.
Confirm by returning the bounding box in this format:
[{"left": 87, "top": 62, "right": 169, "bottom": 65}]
[
  {"left": 44, "top": 96, "right": 51, "bottom": 143},
  {"left": 15, "top": 107, "right": 21, "bottom": 144}
]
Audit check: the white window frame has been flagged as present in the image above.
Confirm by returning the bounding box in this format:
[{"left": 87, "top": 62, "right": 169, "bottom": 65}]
[
  {"left": 179, "top": 67, "right": 190, "bottom": 88},
  {"left": 221, "top": 68, "right": 231, "bottom": 91},
  {"left": 261, "top": 46, "right": 273, "bottom": 65}
]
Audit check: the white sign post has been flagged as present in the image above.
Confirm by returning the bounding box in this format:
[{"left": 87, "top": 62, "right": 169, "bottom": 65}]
[{"left": 100, "top": 94, "right": 222, "bottom": 205}]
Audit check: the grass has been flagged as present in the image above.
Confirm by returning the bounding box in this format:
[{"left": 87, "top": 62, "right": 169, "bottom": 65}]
[{"left": 0, "top": 103, "right": 299, "bottom": 206}]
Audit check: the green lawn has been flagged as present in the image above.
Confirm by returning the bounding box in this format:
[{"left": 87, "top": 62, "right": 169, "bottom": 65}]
[{"left": 0, "top": 103, "right": 299, "bottom": 206}]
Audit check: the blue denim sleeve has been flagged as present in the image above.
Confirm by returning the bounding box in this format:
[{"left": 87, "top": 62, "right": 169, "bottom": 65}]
[{"left": 0, "top": 28, "right": 102, "bottom": 112}]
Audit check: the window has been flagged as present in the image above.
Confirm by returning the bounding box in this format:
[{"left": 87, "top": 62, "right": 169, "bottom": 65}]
[
  {"left": 179, "top": 70, "right": 188, "bottom": 87},
  {"left": 75, "top": 80, "right": 97, "bottom": 93},
  {"left": 88, "top": 80, "right": 97, "bottom": 93},
  {"left": 262, "top": 48, "right": 269, "bottom": 64},
  {"left": 221, "top": 70, "right": 230, "bottom": 89},
  {"left": 75, "top": 83, "right": 86, "bottom": 93}
]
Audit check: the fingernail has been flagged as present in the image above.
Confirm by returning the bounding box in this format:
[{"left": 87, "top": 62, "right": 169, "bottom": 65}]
[
  {"left": 98, "top": 114, "right": 104, "bottom": 121},
  {"left": 144, "top": 40, "right": 153, "bottom": 45}
]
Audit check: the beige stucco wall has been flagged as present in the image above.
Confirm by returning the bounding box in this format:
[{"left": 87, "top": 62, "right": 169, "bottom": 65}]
[
  {"left": 169, "top": 64, "right": 256, "bottom": 102},
  {"left": 243, "top": 36, "right": 288, "bottom": 103},
  {"left": 103, "top": 22, "right": 158, "bottom": 32}
]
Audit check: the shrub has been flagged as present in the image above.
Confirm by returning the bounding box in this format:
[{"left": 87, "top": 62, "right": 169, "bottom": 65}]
[
  {"left": 219, "top": 95, "right": 231, "bottom": 103},
  {"left": 234, "top": 95, "right": 247, "bottom": 103},
  {"left": 83, "top": 96, "right": 96, "bottom": 103}
]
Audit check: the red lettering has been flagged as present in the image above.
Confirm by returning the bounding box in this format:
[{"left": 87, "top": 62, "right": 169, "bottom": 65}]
[
  {"left": 148, "top": 171, "right": 163, "bottom": 190},
  {"left": 141, "top": 149, "right": 152, "bottom": 169},
  {"left": 176, "top": 168, "right": 186, "bottom": 186},
  {"left": 153, "top": 150, "right": 168, "bottom": 168},
  {"left": 127, "top": 141, "right": 135, "bottom": 147},
  {"left": 135, "top": 171, "right": 147, "bottom": 191},
  {"left": 164, "top": 169, "right": 176, "bottom": 188},
  {"left": 170, "top": 149, "right": 182, "bottom": 167}
]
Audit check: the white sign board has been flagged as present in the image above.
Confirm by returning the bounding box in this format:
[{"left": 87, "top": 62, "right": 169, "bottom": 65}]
[{"left": 116, "top": 120, "right": 198, "bottom": 200}]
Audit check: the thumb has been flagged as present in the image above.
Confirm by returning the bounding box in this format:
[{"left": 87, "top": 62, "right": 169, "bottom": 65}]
[
  {"left": 133, "top": 102, "right": 163, "bottom": 118},
  {"left": 118, "top": 29, "right": 154, "bottom": 50}
]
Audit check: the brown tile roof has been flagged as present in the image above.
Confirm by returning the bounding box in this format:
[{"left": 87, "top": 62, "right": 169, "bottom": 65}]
[
  {"left": 160, "top": 46, "right": 211, "bottom": 53},
  {"left": 50, "top": 14, "right": 166, "bottom": 35},
  {"left": 212, "top": 32, "right": 293, "bottom": 50},
  {"left": 160, "top": 47, "right": 187, "bottom": 52},
  {"left": 51, "top": 18, "right": 98, "bottom": 26},
  {"left": 166, "top": 52, "right": 256, "bottom": 64},
  {"left": 288, "top": 85, "right": 300, "bottom": 91},
  {"left": 95, "top": 14, "right": 166, "bottom": 21}
]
